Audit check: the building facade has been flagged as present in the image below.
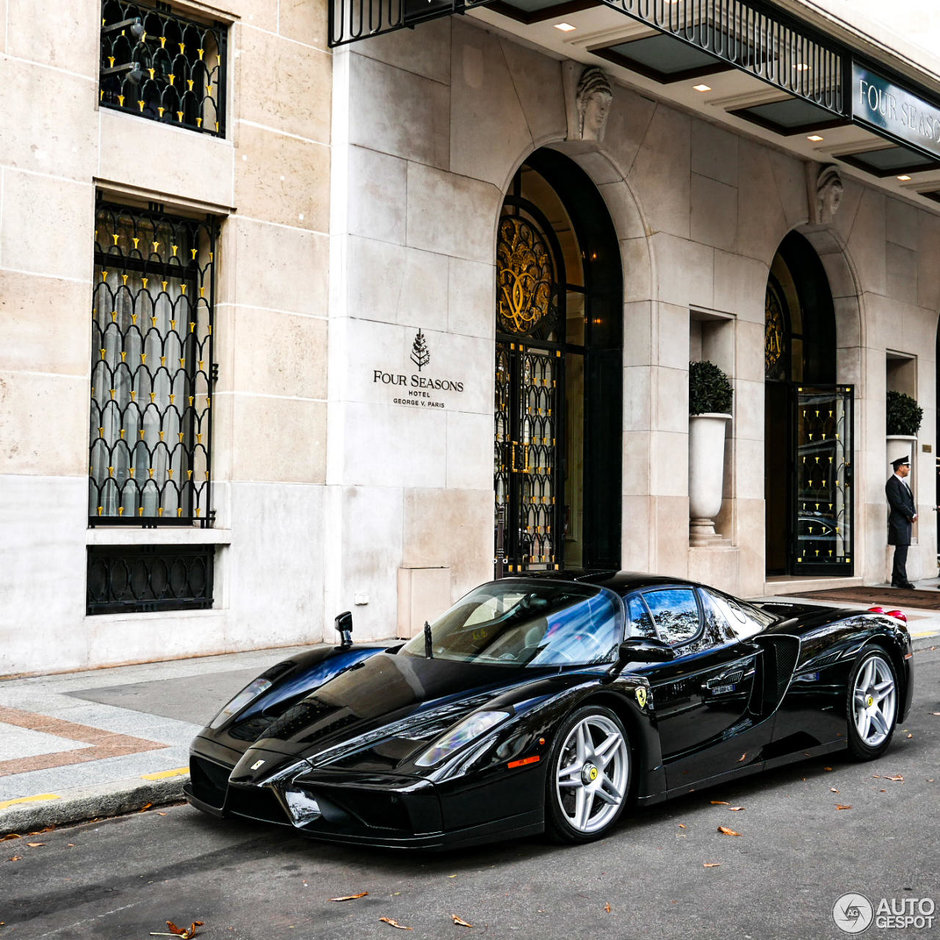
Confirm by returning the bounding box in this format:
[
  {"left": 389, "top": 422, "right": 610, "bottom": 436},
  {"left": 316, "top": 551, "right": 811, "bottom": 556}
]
[{"left": 2, "top": 0, "right": 939, "bottom": 674}]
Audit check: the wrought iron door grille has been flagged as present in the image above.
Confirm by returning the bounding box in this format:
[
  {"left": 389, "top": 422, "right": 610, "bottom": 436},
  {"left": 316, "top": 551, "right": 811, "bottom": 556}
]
[
  {"left": 87, "top": 544, "right": 215, "bottom": 614},
  {"left": 99, "top": 0, "right": 228, "bottom": 136},
  {"left": 89, "top": 201, "right": 218, "bottom": 527}
]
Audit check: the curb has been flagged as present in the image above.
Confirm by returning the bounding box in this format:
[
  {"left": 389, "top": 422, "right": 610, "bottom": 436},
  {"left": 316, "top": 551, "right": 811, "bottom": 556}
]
[{"left": 0, "top": 774, "right": 187, "bottom": 838}]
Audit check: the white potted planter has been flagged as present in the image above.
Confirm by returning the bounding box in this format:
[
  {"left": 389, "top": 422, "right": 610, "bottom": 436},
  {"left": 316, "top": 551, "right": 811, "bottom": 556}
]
[
  {"left": 689, "top": 413, "right": 732, "bottom": 545},
  {"left": 688, "top": 361, "right": 733, "bottom": 547}
]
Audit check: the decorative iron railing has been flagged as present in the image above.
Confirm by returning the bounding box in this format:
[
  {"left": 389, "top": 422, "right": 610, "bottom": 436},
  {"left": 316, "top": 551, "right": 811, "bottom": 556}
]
[
  {"left": 329, "top": 0, "right": 844, "bottom": 117},
  {"left": 87, "top": 544, "right": 215, "bottom": 614},
  {"left": 602, "top": 0, "right": 844, "bottom": 113},
  {"left": 89, "top": 200, "right": 218, "bottom": 527},
  {"left": 99, "top": 0, "right": 227, "bottom": 136}
]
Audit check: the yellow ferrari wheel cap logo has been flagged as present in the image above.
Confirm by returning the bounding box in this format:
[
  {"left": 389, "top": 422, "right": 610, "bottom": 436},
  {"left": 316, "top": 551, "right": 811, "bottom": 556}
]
[
  {"left": 867, "top": 695, "right": 874, "bottom": 707},
  {"left": 589, "top": 766, "right": 598, "bottom": 781},
  {"left": 635, "top": 687, "right": 648, "bottom": 708}
]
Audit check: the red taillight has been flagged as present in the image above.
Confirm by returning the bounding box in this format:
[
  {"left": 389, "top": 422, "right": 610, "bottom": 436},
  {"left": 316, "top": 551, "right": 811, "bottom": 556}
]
[
  {"left": 867, "top": 606, "right": 885, "bottom": 614},
  {"left": 886, "top": 609, "right": 907, "bottom": 623}
]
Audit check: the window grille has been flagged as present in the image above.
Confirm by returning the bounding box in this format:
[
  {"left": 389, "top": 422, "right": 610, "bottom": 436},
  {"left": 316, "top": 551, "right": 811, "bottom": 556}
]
[
  {"left": 87, "top": 544, "right": 215, "bottom": 614},
  {"left": 99, "top": 0, "right": 227, "bottom": 136},
  {"left": 90, "top": 201, "right": 218, "bottom": 526}
]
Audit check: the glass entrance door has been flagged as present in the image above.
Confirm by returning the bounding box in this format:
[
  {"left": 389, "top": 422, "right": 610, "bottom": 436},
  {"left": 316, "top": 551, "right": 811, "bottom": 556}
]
[{"left": 792, "top": 385, "right": 854, "bottom": 573}]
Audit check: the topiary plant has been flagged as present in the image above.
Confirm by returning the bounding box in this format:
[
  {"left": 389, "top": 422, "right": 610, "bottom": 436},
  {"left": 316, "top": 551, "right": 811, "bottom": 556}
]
[
  {"left": 886, "top": 390, "right": 922, "bottom": 436},
  {"left": 689, "top": 360, "right": 733, "bottom": 416}
]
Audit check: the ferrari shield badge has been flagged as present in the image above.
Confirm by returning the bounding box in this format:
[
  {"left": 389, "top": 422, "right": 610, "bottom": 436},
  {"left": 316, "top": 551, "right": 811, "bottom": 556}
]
[{"left": 635, "top": 687, "right": 648, "bottom": 709}]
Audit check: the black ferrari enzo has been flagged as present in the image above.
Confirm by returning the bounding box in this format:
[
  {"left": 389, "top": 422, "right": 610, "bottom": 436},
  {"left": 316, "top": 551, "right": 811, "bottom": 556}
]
[{"left": 185, "top": 572, "right": 913, "bottom": 850}]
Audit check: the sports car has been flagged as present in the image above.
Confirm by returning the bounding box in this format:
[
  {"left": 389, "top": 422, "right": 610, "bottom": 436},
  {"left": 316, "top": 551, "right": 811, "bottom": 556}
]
[{"left": 184, "top": 571, "right": 914, "bottom": 850}]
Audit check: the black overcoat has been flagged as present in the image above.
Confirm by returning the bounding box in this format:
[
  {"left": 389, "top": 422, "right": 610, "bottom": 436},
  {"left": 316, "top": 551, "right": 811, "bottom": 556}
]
[{"left": 886, "top": 474, "right": 915, "bottom": 546}]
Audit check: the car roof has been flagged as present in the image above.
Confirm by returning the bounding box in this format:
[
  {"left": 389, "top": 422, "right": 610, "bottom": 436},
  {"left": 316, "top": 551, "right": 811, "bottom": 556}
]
[{"left": 503, "top": 569, "right": 697, "bottom": 595}]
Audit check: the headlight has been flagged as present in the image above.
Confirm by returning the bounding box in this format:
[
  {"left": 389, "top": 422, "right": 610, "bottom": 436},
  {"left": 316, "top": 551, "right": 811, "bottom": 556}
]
[
  {"left": 209, "top": 677, "right": 273, "bottom": 729},
  {"left": 414, "top": 710, "right": 509, "bottom": 767}
]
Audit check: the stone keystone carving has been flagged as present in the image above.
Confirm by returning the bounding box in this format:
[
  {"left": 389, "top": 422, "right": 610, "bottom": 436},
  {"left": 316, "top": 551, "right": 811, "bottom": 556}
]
[
  {"left": 809, "top": 163, "right": 844, "bottom": 224},
  {"left": 564, "top": 63, "right": 613, "bottom": 142}
]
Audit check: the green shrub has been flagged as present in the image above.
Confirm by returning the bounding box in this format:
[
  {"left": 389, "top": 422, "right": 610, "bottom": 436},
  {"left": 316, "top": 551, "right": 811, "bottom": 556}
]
[
  {"left": 886, "top": 390, "right": 922, "bottom": 436},
  {"left": 689, "top": 360, "right": 733, "bottom": 415}
]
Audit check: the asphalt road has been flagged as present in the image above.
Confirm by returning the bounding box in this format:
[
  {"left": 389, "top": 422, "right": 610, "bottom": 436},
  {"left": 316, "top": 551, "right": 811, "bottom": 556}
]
[{"left": 2, "top": 648, "right": 938, "bottom": 940}]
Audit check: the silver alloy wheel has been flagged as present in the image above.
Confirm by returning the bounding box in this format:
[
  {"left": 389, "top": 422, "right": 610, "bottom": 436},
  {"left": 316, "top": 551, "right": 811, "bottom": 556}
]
[
  {"left": 554, "top": 712, "right": 629, "bottom": 834},
  {"left": 852, "top": 654, "right": 897, "bottom": 748}
]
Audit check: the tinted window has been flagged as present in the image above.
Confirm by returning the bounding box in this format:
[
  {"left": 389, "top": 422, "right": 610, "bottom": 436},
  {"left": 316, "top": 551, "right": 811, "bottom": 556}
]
[
  {"left": 626, "top": 596, "right": 657, "bottom": 638},
  {"left": 643, "top": 589, "right": 701, "bottom": 646},
  {"left": 701, "top": 589, "right": 775, "bottom": 640}
]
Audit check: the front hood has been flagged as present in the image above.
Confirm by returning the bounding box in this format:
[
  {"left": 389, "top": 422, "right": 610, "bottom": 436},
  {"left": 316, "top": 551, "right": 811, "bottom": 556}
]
[{"left": 228, "top": 652, "right": 559, "bottom": 784}]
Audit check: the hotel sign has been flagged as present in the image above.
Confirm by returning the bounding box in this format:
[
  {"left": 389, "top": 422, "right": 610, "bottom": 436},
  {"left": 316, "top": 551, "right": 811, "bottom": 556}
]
[{"left": 852, "top": 63, "right": 940, "bottom": 161}]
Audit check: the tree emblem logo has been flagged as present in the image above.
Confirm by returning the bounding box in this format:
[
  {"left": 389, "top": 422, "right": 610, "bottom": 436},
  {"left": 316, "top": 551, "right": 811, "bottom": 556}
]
[{"left": 411, "top": 330, "right": 430, "bottom": 371}]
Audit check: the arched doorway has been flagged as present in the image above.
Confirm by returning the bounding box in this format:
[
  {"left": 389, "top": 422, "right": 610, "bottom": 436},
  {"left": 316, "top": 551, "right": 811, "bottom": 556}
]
[
  {"left": 494, "top": 149, "right": 622, "bottom": 575},
  {"left": 764, "top": 231, "right": 853, "bottom": 576}
]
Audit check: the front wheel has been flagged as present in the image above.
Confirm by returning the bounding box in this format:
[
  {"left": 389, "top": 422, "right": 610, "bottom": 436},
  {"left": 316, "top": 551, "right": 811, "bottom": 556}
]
[
  {"left": 545, "top": 705, "right": 630, "bottom": 843},
  {"left": 846, "top": 646, "right": 899, "bottom": 760}
]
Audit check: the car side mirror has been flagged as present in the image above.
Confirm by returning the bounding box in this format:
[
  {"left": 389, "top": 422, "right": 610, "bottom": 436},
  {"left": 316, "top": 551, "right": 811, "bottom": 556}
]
[
  {"left": 335, "top": 611, "right": 353, "bottom": 649},
  {"left": 616, "top": 637, "right": 675, "bottom": 665}
]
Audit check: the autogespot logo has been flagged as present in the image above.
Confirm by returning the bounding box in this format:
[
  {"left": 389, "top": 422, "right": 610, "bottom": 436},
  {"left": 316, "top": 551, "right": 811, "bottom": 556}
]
[
  {"left": 833, "top": 894, "right": 874, "bottom": 934},
  {"left": 833, "top": 893, "right": 937, "bottom": 933}
]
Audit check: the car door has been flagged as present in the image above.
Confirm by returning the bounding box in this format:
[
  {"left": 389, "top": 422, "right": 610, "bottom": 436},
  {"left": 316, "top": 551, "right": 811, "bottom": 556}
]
[{"left": 628, "top": 587, "right": 769, "bottom": 791}]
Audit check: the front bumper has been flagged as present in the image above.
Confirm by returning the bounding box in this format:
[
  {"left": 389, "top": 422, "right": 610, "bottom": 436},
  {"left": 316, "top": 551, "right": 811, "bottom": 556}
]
[{"left": 185, "top": 748, "right": 543, "bottom": 850}]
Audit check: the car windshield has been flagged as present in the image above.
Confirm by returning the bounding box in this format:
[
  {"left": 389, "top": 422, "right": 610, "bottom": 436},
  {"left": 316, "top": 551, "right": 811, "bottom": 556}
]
[{"left": 399, "top": 580, "right": 623, "bottom": 667}]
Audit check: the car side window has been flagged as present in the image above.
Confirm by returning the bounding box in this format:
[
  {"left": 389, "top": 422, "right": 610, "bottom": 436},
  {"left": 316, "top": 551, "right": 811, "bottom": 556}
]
[
  {"left": 701, "top": 589, "right": 772, "bottom": 640},
  {"left": 626, "top": 595, "right": 657, "bottom": 639},
  {"left": 642, "top": 589, "right": 702, "bottom": 646}
]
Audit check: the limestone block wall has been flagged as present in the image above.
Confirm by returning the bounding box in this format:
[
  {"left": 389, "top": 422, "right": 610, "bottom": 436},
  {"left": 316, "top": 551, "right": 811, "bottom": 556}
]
[
  {"left": 0, "top": 0, "right": 333, "bottom": 673},
  {"left": 334, "top": 15, "right": 940, "bottom": 606}
]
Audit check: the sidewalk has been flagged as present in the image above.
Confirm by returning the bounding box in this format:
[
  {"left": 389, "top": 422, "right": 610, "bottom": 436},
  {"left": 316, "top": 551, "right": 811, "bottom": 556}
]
[{"left": 2, "top": 590, "right": 939, "bottom": 838}]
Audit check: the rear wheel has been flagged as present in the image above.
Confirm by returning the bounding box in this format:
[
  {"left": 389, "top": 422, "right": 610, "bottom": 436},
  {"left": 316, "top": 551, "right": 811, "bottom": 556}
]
[
  {"left": 846, "top": 646, "right": 898, "bottom": 760},
  {"left": 545, "top": 705, "right": 630, "bottom": 843}
]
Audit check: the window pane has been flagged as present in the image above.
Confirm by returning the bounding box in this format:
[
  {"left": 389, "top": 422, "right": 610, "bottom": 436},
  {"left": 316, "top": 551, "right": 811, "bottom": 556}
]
[
  {"left": 626, "top": 596, "right": 657, "bottom": 638},
  {"left": 643, "top": 589, "right": 701, "bottom": 646},
  {"left": 90, "top": 203, "right": 217, "bottom": 525}
]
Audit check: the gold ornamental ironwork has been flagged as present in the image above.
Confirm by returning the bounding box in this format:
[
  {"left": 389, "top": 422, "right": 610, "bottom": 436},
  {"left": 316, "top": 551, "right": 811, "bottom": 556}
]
[
  {"left": 765, "top": 286, "right": 784, "bottom": 377},
  {"left": 497, "top": 216, "right": 554, "bottom": 335}
]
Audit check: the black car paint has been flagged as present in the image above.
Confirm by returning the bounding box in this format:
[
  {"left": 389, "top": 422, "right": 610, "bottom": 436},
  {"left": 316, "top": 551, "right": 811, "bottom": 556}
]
[{"left": 184, "top": 572, "right": 913, "bottom": 849}]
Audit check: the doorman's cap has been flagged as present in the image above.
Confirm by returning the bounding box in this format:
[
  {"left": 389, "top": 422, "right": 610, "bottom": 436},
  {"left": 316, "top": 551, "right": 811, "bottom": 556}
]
[{"left": 891, "top": 455, "right": 910, "bottom": 470}]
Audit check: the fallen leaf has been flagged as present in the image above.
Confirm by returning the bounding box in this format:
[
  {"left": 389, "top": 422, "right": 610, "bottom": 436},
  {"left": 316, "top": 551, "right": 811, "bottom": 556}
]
[
  {"left": 0, "top": 834, "right": 21, "bottom": 842},
  {"left": 824, "top": 767, "right": 833, "bottom": 772},
  {"left": 25, "top": 843, "right": 44, "bottom": 848},
  {"left": 931, "top": 712, "right": 940, "bottom": 717},
  {"left": 703, "top": 862, "right": 721, "bottom": 868},
  {"left": 452, "top": 914, "right": 474, "bottom": 927},
  {"left": 907, "top": 733, "right": 913, "bottom": 739},
  {"left": 836, "top": 804, "right": 852, "bottom": 810},
  {"left": 330, "top": 892, "right": 368, "bottom": 902},
  {"left": 737, "top": 753, "right": 747, "bottom": 763},
  {"left": 677, "top": 823, "right": 687, "bottom": 829},
  {"left": 884, "top": 774, "right": 904, "bottom": 782},
  {"left": 29, "top": 827, "right": 54, "bottom": 834},
  {"left": 710, "top": 800, "right": 729, "bottom": 805},
  {"left": 830, "top": 787, "right": 840, "bottom": 793},
  {"left": 158, "top": 812, "right": 168, "bottom": 817},
  {"left": 9, "top": 856, "right": 22, "bottom": 862},
  {"left": 717, "top": 826, "right": 741, "bottom": 836},
  {"left": 165, "top": 922, "right": 204, "bottom": 939},
  {"left": 604, "top": 903, "right": 611, "bottom": 913},
  {"left": 139, "top": 803, "right": 153, "bottom": 813},
  {"left": 880, "top": 789, "right": 887, "bottom": 793},
  {"left": 729, "top": 806, "right": 745, "bottom": 812},
  {"left": 379, "top": 917, "right": 413, "bottom": 930}
]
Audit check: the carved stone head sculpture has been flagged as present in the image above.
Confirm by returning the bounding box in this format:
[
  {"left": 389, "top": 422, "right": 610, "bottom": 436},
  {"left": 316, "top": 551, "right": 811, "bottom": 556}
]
[
  {"left": 575, "top": 66, "right": 613, "bottom": 142},
  {"left": 815, "top": 164, "right": 844, "bottom": 224}
]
